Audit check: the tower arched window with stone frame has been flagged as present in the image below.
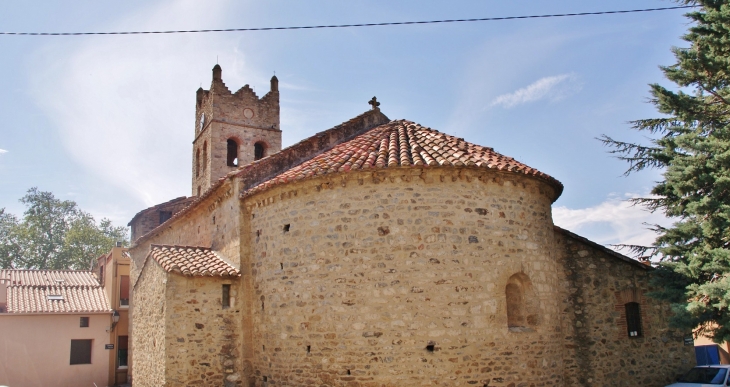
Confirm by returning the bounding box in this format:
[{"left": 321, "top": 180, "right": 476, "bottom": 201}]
[
  {"left": 227, "top": 139, "right": 239, "bottom": 167},
  {"left": 202, "top": 141, "right": 208, "bottom": 173},
  {"left": 505, "top": 272, "right": 539, "bottom": 331},
  {"left": 195, "top": 148, "right": 201, "bottom": 178},
  {"left": 254, "top": 141, "right": 266, "bottom": 161}
]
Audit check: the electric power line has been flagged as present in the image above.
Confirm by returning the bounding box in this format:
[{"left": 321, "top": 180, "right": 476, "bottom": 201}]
[{"left": 0, "top": 5, "right": 696, "bottom": 37}]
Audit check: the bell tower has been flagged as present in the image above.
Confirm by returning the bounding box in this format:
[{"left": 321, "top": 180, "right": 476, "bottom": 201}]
[{"left": 192, "top": 65, "right": 281, "bottom": 196}]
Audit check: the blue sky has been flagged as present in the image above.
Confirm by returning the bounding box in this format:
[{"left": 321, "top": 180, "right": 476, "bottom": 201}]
[{"left": 0, "top": 0, "right": 691, "bottom": 247}]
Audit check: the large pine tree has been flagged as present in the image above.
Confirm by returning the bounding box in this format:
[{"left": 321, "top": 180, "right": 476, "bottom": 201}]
[{"left": 601, "top": 0, "right": 730, "bottom": 341}]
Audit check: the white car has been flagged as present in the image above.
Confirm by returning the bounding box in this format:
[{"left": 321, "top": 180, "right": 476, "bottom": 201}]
[{"left": 667, "top": 365, "right": 730, "bottom": 386}]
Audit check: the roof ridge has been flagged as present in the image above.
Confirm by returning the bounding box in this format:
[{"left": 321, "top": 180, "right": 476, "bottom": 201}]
[
  {"left": 0, "top": 269, "right": 94, "bottom": 273},
  {"left": 150, "top": 244, "right": 211, "bottom": 250}
]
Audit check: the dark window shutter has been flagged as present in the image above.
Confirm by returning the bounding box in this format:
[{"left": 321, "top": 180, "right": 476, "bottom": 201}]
[{"left": 70, "top": 339, "right": 92, "bottom": 364}]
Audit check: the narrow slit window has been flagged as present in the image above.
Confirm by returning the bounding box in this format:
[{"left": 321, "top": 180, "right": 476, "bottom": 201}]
[
  {"left": 222, "top": 284, "right": 231, "bottom": 309},
  {"left": 625, "top": 302, "right": 642, "bottom": 337},
  {"left": 195, "top": 148, "right": 200, "bottom": 177},
  {"left": 202, "top": 142, "right": 207, "bottom": 172}
]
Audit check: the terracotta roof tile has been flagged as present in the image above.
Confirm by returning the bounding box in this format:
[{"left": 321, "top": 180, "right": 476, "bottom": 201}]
[
  {"left": 149, "top": 245, "right": 240, "bottom": 277},
  {"left": 0, "top": 270, "right": 110, "bottom": 314},
  {"left": 247, "top": 120, "right": 563, "bottom": 195}
]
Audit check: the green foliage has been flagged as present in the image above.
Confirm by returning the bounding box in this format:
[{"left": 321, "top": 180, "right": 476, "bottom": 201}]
[
  {"left": 0, "top": 188, "right": 128, "bottom": 270},
  {"left": 600, "top": 0, "right": 730, "bottom": 341}
]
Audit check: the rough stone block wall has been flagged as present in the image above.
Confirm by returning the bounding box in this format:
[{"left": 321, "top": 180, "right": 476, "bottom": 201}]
[
  {"left": 164, "top": 275, "right": 244, "bottom": 387},
  {"left": 243, "top": 167, "right": 564, "bottom": 387},
  {"left": 132, "top": 260, "right": 167, "bottom": 387},
  {"left": 129, "top": 197, "right": 195, "bottom": 242},
  {"left": 556, "top": 230, "right": 695, "bottom": 386},
  {"left": 129, "top": 179, "right": 241, "bottom": 286}
]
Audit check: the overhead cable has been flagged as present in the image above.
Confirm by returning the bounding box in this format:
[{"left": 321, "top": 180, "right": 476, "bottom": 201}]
[{"left": 0, "top": 6, "right": 696, "bottom": 37}]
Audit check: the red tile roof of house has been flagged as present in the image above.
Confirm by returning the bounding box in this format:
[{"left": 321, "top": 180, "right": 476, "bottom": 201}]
[
  {"left": 0, "top": 270, "right": 110, "bottom": 314},
  {"left": 148, "top": 245, "right": 240, "bottom": 277},
  {"left": 247, "top": 120, "right": 563, "bottom": 196}
]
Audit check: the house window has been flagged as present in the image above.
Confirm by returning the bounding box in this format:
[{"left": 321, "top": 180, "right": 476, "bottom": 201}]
[
  {"left": 222, "top": 284, "right": 231, "bottom": 309},
  {"left": 625, "top": 302, "right": 642, "bottom": 337},
  {"left": 80, "top": 317, "right": 89, "bottom": 327},
  {"left": 70, "top": 339, "right": 92, "bottom": 365},
  {"left": 159, "top": 210, "right": 172, "bottom": 224},
  {"left": 227, "top": 139, "right": 238, "bottom": 167},
  {"left": 254, "top": 142, "right": 265, "bottom": 160},
  {"left": 120, "top": 275, "right": 129, "bottom": 307},
  {"left": 118, "top": 336, "right": 128, "bottom": 368}
]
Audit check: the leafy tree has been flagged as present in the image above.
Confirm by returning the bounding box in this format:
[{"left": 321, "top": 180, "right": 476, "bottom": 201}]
[
  {"left": 600, "top": 0, "right": 730, "bottom": 341},
  {"left": 0, "top": 188, "right": 128, "bottom": 270}
]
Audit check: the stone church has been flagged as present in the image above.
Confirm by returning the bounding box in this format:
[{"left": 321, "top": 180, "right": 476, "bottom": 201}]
[{"left": 128, "top": 65, "right": 695, "bottom": 387}]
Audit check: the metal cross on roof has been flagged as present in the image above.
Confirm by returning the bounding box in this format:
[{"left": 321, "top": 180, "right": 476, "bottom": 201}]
[{"left": 368, "top": 96, "right": 380, "bottom": 110}]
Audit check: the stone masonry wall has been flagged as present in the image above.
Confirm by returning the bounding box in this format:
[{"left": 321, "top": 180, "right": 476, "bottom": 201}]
[
  {"left": 164, "top": 274, "right": 244, "bottom": 387},
  {"left": 132, "top": 259, "right": 167, "bottom": 387},
  {"left": 555, "top": 230, "right": 695, "bottom": 387},
  {"left": 243, "top": 167, "right": 564, "bottom": 387},
  {"left": 129, "top": 178, "right": 242, "bottom": 286},
  {"left": 129, "top": 197, "right": 196, "bottom": 242}
]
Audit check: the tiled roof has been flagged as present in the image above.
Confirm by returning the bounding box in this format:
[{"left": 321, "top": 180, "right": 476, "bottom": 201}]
[
  {"left": 148, "top": 245, "right": 240, "bottom": 277},
  {"left": 247, "top": 120, "right": 563, "bottom": 196},
  {"left": 0, "top": 270, "right": 110, "bottom": 314},
  {"left": 0, "top": 269, "right": 101, "bottom": 287}
]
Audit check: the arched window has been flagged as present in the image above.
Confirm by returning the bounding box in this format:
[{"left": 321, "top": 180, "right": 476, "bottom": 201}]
[
  {"left": 254, "top": 142, "right": 265, "bottom": 161},
  {"left": 505, "top": 273, "right": 538, "bottom": 331},
  {"left": 625, "top": 302, "right": 642, "bottom": 337},
  {"left": 202, "top": 142, "right": 207, "bottom": 172},
  {"left": 195, "top": 148, "right": 200, "bottom": 178},
  {"left": 227, "top": 139, "right": 238, "bottom": 167}
]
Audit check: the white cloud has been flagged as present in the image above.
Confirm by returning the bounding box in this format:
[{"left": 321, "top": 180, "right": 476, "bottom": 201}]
[
  {"left": 0, "top": 149, "right": 7, "bottom": 154},
  {"left": 553, "top": 193, "right": 672, "bottom": 249},
  {"left": 490, "top": 73, "right": 582, "bottom": 109},
  {"left": 29, "top": 0, "right": 264, "bottom": 207}
]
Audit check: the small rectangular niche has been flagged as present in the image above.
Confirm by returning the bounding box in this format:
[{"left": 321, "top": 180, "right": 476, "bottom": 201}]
[
  {"left": 283, "top": 224, "right": 290, "bottom": 233},
  {"left": 222, "top": 284, "right": 231, "bottom": 309}
]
